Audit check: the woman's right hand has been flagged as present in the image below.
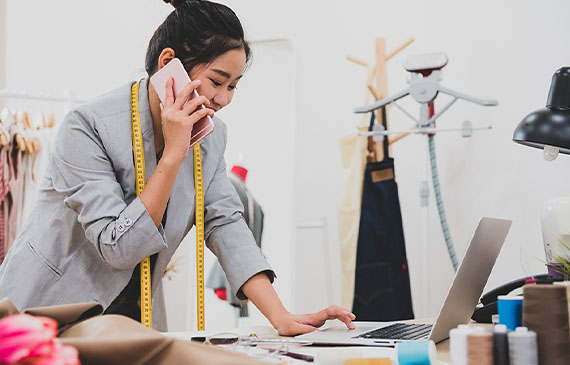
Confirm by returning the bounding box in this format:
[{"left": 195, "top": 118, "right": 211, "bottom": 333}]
[{"left": 160, "top": 77, "right": 214, "bottom": 163}]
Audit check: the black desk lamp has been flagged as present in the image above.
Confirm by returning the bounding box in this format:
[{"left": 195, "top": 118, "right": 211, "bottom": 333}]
[
  {"left": 513, "top": 67, "right": 570, "bottom": 279},
  {"left": 513, "top": 67, "right": 570, "bottom": 160}
]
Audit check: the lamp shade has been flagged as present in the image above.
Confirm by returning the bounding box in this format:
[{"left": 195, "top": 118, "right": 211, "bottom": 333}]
[{"left": 513, "top": 67, "right": 570, "bottom": 154}]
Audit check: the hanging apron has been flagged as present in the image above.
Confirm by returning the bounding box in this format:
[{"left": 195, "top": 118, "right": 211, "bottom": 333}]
[{"left": 352, "top": 107, "right": 414, "bottom": 321}]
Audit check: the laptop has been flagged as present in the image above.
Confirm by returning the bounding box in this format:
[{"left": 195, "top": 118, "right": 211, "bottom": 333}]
[{"left": 297, "top": 217, "right": 512, "bottom": 346}]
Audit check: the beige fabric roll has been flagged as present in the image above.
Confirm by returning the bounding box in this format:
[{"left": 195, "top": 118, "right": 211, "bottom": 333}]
[
  {"left": 0, "top": 299, "right": 264, "bottom": 364},
  {"left": 60, "top": 315, "right": 261, "bottom": 365},
  {"left": 338, "top": 134, "right": 367, "bottom": 309}
]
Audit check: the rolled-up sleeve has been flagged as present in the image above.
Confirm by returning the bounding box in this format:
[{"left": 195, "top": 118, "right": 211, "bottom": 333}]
[
  {"left": 204, "top": 127, "right": 275, "bottom": 300},
  {"left": 50, "top": 110, "right": 167, "bottom": 270}
]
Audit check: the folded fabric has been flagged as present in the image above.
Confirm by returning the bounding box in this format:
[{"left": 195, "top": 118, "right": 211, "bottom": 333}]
[
  {"left": 59, "top": 314, "right": 261, "bottom": 365},
  {"left": 0, "top": 297, "right": 19, "bottom": 319},
  {"left": 24, "top": 301, "right": 103, "bottom": 333},
  {"left": 0, "top": 298, "right": 263, "bottom": 364}
]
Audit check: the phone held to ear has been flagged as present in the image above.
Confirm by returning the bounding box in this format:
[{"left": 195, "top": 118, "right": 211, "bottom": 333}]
[
  {"left": 471, "top": 273, "right": 562, "bottom": 323},
  {"left": 149, "top": 57, "right": 214, "bottom": 147}
]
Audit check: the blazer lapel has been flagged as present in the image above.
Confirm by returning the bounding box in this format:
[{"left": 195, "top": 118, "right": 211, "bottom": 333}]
[{"left": 138, "top": 79, "right": 158, "bottom": 183}]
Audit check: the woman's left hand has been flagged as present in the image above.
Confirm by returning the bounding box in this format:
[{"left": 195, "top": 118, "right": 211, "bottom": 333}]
[{"left": 273, "top": 305, "right": 356, "bottom": 336}]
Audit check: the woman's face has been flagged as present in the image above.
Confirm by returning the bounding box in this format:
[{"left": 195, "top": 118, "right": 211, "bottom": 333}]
[{"left": 189, "top": 49, "right": 247, "bottom": 112}]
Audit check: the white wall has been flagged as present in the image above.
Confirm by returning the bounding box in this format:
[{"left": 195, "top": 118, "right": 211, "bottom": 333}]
[
  {"left": 283, "top": 0, "right": 570, "bottom": 318},
  {"left": 3, "top": 0, "right": 570, "bottom": 329}
]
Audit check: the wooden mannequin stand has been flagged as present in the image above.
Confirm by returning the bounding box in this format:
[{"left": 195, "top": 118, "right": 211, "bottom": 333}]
[{"left": 347, "top": 37, "right": 414, "bottom": 161}]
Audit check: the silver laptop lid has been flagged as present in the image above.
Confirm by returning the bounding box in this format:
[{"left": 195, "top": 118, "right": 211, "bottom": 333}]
[{"left": 430, "top": 217, "right": 512, "bottom": 343}]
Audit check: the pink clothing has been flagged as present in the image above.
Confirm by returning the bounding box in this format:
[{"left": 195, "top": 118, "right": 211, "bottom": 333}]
[
  {"left": 0, "top": 116, "right": 55, "bottom": 263},
  {"left": 0, "top": 143, "right": 10, "bottom": 264},
  {"left": 4, "top": 125, "right": 23, "bottom": 258}
]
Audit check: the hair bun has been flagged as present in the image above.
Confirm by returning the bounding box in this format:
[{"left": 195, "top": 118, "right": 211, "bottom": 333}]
[{"left": 163, "top": 0, "right": 189, "bottom": 9}]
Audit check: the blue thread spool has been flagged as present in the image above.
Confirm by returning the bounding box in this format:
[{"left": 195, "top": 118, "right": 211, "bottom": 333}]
[
  {"left": 497, "top": 295, "right": 523, "bottom": 331},
  {"left": 397, "top": 340, "right": 436, "bottom": 364}
]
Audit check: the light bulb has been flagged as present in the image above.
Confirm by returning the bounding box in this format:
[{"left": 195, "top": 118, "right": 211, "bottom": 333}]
[{"left": 543, "top": 145, "right": 559, "bottom": 161}]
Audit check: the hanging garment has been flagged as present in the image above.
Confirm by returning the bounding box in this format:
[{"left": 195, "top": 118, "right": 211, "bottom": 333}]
[
  {"left": 0, "top": 150, "right": 5, "bottom": 264},
  {"left": 352, "top": 109, "right": 414, "bottom": 320},
  {"left": 206, "top": 170, "right": 264, "bottom": 316},
  {"left": 0, "top": 123, "right": 10, "bottom": 264},
  {"left": 17, "top": 127, "right": 54, "bottom": 235},
  {"left": 15, "top": 130, "right": 32, "bottom": 235},
  {"left": 3, "top": 119, "right": 24, "bottom": 257},
  {"left": 337, "top": 134, "right": 368, "bottom": 310},
  {"left": 0, "top": 151, "right": 10, "bottom": 264}
]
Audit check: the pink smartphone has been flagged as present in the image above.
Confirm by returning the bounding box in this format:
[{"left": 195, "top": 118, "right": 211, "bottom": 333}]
[{"left": 149, "top": 58, "right": 214, "bottom": 147}]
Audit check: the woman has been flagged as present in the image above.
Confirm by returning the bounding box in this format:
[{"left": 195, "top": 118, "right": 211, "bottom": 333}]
[{"left": 0, "top": 0, "right": 355, "bottom": 334}]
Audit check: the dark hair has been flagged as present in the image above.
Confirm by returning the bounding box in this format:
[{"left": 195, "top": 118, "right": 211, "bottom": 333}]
[{"left": 145, "top": 0, "right": 251, "bottom": 76}]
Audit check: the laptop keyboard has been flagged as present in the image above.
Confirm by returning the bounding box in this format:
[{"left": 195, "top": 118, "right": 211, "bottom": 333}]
[{"left": 356, "top": 323, "right": 432, "bottom": 340}]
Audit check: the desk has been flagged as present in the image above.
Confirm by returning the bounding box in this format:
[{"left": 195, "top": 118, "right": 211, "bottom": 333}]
[{"left": 165, "top": 325, "right": 454, "bottom": 364}]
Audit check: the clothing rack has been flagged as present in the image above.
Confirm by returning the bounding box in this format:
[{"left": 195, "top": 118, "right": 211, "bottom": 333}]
[{"left": 0, "top": 89, "right": 85, "bottom": 113}]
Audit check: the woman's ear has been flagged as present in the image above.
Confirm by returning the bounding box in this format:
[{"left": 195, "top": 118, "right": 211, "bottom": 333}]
[{"left": 157, "top": 48, "right": 176, "bottom": 70}]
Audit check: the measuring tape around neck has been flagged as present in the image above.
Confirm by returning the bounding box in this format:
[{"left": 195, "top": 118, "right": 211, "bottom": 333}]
[
  {"left": 193, "top": 143, "right": 205, "bottom": 331},
  {"left": 131, "top": 80, "right": 206, "bottom": 331},
  {"left": 131, "top": 81, "right": 152, "bottom": 328}
]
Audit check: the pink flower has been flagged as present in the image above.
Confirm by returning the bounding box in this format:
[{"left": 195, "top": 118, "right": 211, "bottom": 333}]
[
  {"left": 0, "top": 314, "right": 79, "bottom": 364},
  {"left": 25, "top": 340, "right": 79, "bottom": 365}
]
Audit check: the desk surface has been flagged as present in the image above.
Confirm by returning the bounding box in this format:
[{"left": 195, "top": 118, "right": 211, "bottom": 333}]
[{"left": 165, "top": 324, "right": 454, "bottom": 364}]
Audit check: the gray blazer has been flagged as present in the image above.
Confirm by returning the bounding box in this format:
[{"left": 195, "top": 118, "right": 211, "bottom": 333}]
[{"left": 0, "top": 79, "right": 274, "bottom": 331}]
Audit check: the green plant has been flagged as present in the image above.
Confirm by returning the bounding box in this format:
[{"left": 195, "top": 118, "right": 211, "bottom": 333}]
[{"left": 546, "top": 237, "right": 570, "bottom": 279}]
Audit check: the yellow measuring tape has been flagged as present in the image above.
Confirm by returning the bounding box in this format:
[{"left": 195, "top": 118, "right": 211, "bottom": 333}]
[
  {"left": 193, "top": 143, "right": 206, "bottom": 331},
  {"left": 131, "top": 81, "right": 152, "bottom": 328},
  {"left": 131, "top": 80, "right": 206, "bottom": 330}
]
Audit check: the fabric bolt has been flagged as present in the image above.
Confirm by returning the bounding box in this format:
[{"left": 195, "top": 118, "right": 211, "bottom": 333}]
[
  {"left": 0, "top": 79, "right": 274, "bottom": 331},
  {"left": 338, "top": 134, "right": 368, "bottom": 310},
  {"left": 522, "top": 283, "right": 570, "bottom": 365}
]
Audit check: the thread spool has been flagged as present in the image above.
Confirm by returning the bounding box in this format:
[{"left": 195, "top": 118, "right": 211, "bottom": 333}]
[
  {"left": 492, "top": 324, "right": 509, "bottom": 365},
  {"left": 508, "top": 327, "right": 538, "bottom": 365},
  {"left": 449, "top": 324, "right": 473, "bottom": 365},
  {"left": 396, "top": 340, "right": 436, "bottom": 365},
  {"left": 523, "top": 283, "right": 570, "bottom": 364},
  {"left": 466, "top": 328, "right": 493, "bottom": 365},
  {"left": 497, "top": 295, "right": 523, "bottom": 330}
]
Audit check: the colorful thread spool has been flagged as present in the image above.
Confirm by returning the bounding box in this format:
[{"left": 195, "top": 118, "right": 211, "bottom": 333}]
[
  {"left": 449, "top": 324, "right": 473, "bottom": 365},
  {"left": 466, "top": 328, "right": 493, "bottom": 365},
  {"left": 492, "top": 324, "right": 509, "bottom": 365},
  {"left": 508, "top": 327, "right": 537, "bottom": 365},
  {"left": 523, "top": 283, "right": 570, "bottom": 364},
  {"left": 396, "top": 340, "right": 435, "bottom": 365}
]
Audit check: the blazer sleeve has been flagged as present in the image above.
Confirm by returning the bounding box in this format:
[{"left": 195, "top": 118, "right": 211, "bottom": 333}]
[
  {"left": 203, "top": 125, "right": 275, "bottom": 300},
  {"left": 49, "top": 109, "right": 168, "bottom": 270}
]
